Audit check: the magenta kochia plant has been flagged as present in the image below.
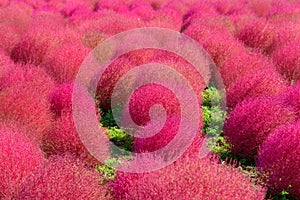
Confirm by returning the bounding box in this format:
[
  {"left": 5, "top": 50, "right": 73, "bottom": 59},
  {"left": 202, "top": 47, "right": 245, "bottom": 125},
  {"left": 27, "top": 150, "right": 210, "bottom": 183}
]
[
  {"left": 224, "top": 96, "right": 296, "bottom": 158},
  {"left": 0, "top": 123, "right": 44, "bottom": 199},
  {"left": 281, "top": 81, "right": 300, "bottom": 117},
  {"left": 109, "top": 155, "right": 266, "bottom": 199},
  {"left": 226, "top": 67, "right": 287, "bottom": 109},
  {"left": 46, "top": 83, "right": 110, "bottom": 165},
  {"left": 17, "top": 154, "right": 107, "bottom": 200},
  {"left": 0, "top": 83, "right": 53, "bottom": 142},
  {"left": 257, "top": 120, "right": 300, "bottom": 198},
  {"left": 235, "top": 16, "right": 275, "bottom": 53},
  {"left": 42, "top": 42, "right": 91, "bottom": 84},
  {"left": 272, "top": 41, "right": 300, "bottom": 82}
]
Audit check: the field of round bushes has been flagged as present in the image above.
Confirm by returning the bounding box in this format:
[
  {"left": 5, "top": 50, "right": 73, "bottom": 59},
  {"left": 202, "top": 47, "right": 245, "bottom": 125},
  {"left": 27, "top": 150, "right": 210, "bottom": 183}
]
[{"left": 1, "top": 0, "right": 300, "bottom": 199}]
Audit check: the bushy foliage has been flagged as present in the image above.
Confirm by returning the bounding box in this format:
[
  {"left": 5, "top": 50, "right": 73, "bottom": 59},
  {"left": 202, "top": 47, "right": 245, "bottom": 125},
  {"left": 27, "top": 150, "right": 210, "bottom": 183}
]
[
  {"left": 0, "top": 123, "right": 44, "bottom": 199},
  {"left": 272, "top": 41, "right": 300, "bottom": 82},
  {"left": 42, "top": 42, "right": 91, "bottom": 84},
  {"left": 109, "top": 155, "right": 266, "bottom": 199},
  {"left": 226, "top": 67, "right": 287, "bottom": 108},
  {"left": 235, "top": 16, "right": 275, "bottom": 53},
  {"left": 257, "top": 120, "right": 300, "bottom": 198},
  {"left": 224, "top": 96, "right": 296, "bottom": 158},
  {"left": 0, "top": 64, "right": 56, "bottom": 98},
  {"left": 281, "top": 81, "right": 300, "bottom": 117},
  {"left": 0, "top": 83, "right": 53, "bottom": 141},
  {"left": 17, "top": 154, "right": 108, "bottom": 200},
  {"left": 219, "top": 50, "right": 273, "bottom": 87}
]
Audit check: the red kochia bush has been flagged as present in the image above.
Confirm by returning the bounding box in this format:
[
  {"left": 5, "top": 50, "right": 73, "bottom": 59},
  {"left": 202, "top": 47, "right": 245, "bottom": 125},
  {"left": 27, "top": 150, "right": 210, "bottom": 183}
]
[
  {"left": 11, "top": 24, "right": 79, "bottom": 66},
  {"left": 46, "top": 83, "right": 110, "bottom": 165},
  {"left": 110, "top": 155, "right": 266, "bottom": 199},
  {"left": 281, "top": 81, "right": 300, "bottom": 117},
  {"left": 0, "top": 65, "right": 56, "bottom": 98},
  {"left": 0, "top": 123, "right": 44, "bottom": 199},
  {"left": 226, "top": 67, "right": 287, "bottom": 108},
  {"left": 220, "top": 50, "right": 273, "bottom": 87},
  {"left": 235, "top": 16, "right": 275, "bottom": 53},
  {"left": 224, "top": 96, "right": 296, "bottom": 158},
  {"left": 0, "top": 83, "right": 53, "bottom": 141},
  {"left": 257, "top": 121, "right": 300, "bottom": 198},
  {"left": 17, "top": 154, "right": 107, "bottom": 200},
  {"left": 42, "top": 42, "right": 91, "bottom": 84},
  {"left": 272, "top": 41, "right": 300, "bottom": 82}
]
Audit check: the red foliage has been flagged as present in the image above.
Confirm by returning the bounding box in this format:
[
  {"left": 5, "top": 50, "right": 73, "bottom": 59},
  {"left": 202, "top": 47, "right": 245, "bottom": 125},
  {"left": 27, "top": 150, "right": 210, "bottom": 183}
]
[
  {"left": 110, "top": 155, "right": 266, "bottom": 199},
  {"left": 257, "top": 120, "right": 300, "bottom": 198},
  {"left": 0, "top": 83, "right": 53, "bottom": 141},
  {"left": 0, "top": 64, "right": 56, "bottom": 98},
  {"left": 43, "top": 111, "right": 109, "bottom": 165},
  {"left": 0, "top": 123, "right": 44, "bottom": 199},
  {"left": 272, "top": 41, "right": 300, "bottom": 82},
  {"left": 49, "top": 83, "right": 74, "bottom": 115},
  {"left": 42, "top": 42, "right": 91, "bottom": 84},
  {"left": 226, "top": 67, "right": 287, "bottom": 108},
  {"left": 281, "top": 81, "right": 300, "bottom": 117},
  {"left": 224, "top": 96, "right": 296, "bottom": 158},
  {"left": 235, "top": 16, "right": 275, "bottom": 53},
  {"left": 220, "top": 50, "right": 274, "bottom": 87},
  {"left": 11, "top": 23, "right": 80, "bottom": 66},
  {"left": 17, "top": 154, "right": 107, "bottom": 200}
]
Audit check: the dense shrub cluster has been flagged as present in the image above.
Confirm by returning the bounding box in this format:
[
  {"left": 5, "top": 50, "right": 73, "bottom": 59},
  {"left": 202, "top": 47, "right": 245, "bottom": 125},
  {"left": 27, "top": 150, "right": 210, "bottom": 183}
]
[
  {"left": 224, "top": 96, "right": 296, "bottom": 158},
  {"left": 110, "top": 155, "right": 266, "bottom": 199},
  {"left": 257, "top": 121, "right": 300, "bottom": 197},
  {"left": 1, "top": 0, "right": 300, "bottom": 199}
]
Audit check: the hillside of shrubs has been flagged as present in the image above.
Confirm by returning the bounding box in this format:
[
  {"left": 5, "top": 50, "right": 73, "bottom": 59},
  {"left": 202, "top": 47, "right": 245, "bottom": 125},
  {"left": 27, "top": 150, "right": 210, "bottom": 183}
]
[{"left": 0, "top": 0, "right": 300, "bottom": 199}]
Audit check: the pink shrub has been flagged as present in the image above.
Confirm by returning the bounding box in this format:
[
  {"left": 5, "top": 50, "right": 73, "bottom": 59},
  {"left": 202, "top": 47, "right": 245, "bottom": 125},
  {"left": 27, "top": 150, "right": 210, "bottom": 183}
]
[
  {"left": 0, "top": 123, "right": 44, "bottom": 199},
  {"left": 224, "top": 96, "right": 296, "bottom": 158},
  {"left": 0, "top": 24, "right": 20, "bottom": 55},
  {"left": 226, "top": 67, "right": 287, "bottom": 108},
  {"left": 211, "top": 0, "right": 252, "bottom": 15},
  {"left": 42, "top": 42, "right": 91, "bottom": 84},
  {"left": 0, "top": 51, "right": 14, "bottom": 78},
  {"left": 220, "top": 50, "right": 274, "bottom": 87},
  {"left": 17, "top": 154, "right": 107, "bottom": 200},
  {"left": 0, "top": 83, "right": 53, "bottom": 141},
  {"left": 281, "top": 81, "right": 300, "bottom": 117},
  {"left": 257, "top": 120, "right": 300, "bottom": 198},
  {"left": 248, "top": 0, "right": 272, "bottom": 17},
  {"left": 128, "top": 0, "right": 155, "bottom": 21},
  {"left": 184, "top": 25, "right": 245, "bottom": 66},
  {"left": 49, "top": 83, "right": 74, "bottom": 115},
  {"left": 272, "top": 23, "right": 300, "bottom": 51},
  {"left": 146, "top": 7, "right": 182, "bottom": 31},
  {"left": 96, "top": 49, "right": 207, "bottom": 110},
  {"left": 110, "top": 155, "right": 266, "bottom": 199},
  {"left": 11, "top": 25, "right": 80, "bottom": 66},
  {"left": 272, "top": 41, "right": 300, "bottom": 82},
  {"left": 235, "top": 16, "right": 275, "bottom": 53},
  {"left": 0, "top": 2, "right": 33, "bottom": 33},
  {"left": 0, "top": 64, "right": 56, "bottom": 98},
  {"left": 77, "top": 10, "right": 143, "bottom": 37},
  {"left": 96, "top": 0, "right": 129, "bottom": 14},
  {"left": 43, "top": 112, "right": 108, "bottom": 165}
]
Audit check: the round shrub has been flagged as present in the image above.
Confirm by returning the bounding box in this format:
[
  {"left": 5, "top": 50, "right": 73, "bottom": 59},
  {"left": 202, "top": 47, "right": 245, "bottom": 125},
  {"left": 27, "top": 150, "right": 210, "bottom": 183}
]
[
  {"left": 235, "top": 16, "right": 275, "bottom": 53},
  {"left": 110, "top": 155, "right": 266, "bottom": 199},
  {"left": 0, "top": 64, "right": 56, "bottom": 98},
  {"left": 226, "top": 67, "right": 287, "bottom": 108},
  {"left": 281, "top": 81, "right": 300, "bottom": 117},
  {"left": 220, "top": 50, "right": 273, "bottom": 87},
  {"left": 17, "top": 154, "right": 107, "bottom": 200},
  {"left": 43, "top": 111, "right": 109, "bottom": 165},
  {"left": 42, "top": 42, "right": 91, "bottom": 84},
  {"left": 10, "top": 24, "right": 79, "bottom": 66},
  {"left": 257, "top": 120, "right": 300, "bottom": 198},
  {"left": 272, "top": 41, "right": 300, "bottom": 82},
  {"left": 0, "top": 123, "right": 44, "bottom": 199},
  {"left": 224, "top": 96, "right": 296, "bottom": 158},
  {"left": 49, "top": 83, "right": 74, "bottom": 116},
  {"left": 0, "top": 83, "right": 53, "bottom": 141}
]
